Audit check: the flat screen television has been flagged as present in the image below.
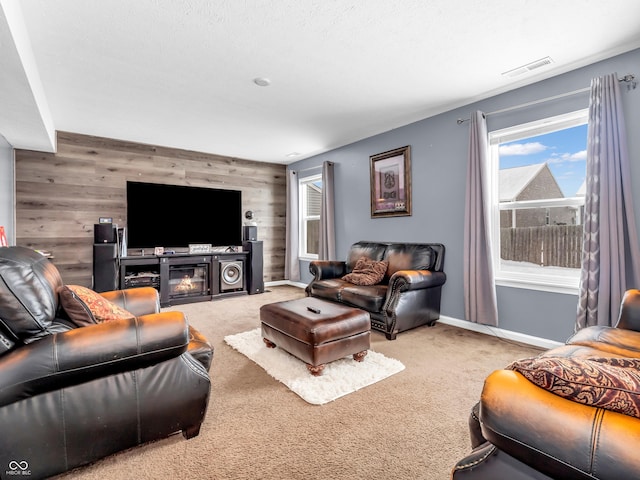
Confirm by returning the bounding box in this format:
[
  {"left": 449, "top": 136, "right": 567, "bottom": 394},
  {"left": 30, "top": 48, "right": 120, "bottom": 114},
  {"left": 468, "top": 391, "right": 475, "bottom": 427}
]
[{"left": 126, "top": 181, "right": 242, "bottom": 250}]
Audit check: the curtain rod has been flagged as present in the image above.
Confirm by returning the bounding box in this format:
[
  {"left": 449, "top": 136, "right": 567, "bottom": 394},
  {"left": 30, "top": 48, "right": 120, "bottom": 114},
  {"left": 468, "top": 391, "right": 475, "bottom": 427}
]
[
  {"left": 456, "top": 73, "right": 636, "bottom": 125},
  {"left": 293, "top": 162, "right": 333, "bottom": 174}
]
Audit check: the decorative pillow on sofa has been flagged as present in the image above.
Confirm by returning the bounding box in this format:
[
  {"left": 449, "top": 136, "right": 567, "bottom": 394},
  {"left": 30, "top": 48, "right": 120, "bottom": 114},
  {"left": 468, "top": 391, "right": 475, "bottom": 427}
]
[
  {"left": 508, "top": 355, "right": 640, "bottom": 419},
  {"left": 59, "top": 285, "right": 136, "bottom": 326},
  {"left": 342, "top": 256, "right": 388, "bottom": 286}
]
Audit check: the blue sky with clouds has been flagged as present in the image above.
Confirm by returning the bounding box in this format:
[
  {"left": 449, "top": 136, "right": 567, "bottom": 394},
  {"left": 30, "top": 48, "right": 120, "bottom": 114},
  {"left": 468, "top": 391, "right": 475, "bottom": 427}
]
[{"left": 499, "top": 123, "right": 588, "bottom": 197}]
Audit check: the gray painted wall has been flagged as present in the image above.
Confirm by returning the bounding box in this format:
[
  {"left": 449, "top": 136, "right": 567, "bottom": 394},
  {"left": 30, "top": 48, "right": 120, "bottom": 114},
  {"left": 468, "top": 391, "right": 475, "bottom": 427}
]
[
  {"left": 291, "top": 48, "right": 640, "bottom": 343},
  {"left": 0, "top": 135, "right": 13, "bottom": 245}
]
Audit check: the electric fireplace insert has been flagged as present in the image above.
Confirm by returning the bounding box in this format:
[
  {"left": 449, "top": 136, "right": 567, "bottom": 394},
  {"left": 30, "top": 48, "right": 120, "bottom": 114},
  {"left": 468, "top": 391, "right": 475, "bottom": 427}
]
[{"left": 167, "top": 263, "right": 209, "bottom": 299}]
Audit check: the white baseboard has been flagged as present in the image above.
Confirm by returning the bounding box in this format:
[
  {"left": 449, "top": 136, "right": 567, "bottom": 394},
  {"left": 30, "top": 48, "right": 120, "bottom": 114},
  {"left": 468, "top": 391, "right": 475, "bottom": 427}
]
[
  {"left": 263, "top": 281, "right": 563, "bottom": 350},
  {"left": 438, "top": 315, "right": 563, "bottom": 350},
  {"left": 265, "top": 280, "right": 307, "bottom": 289}
]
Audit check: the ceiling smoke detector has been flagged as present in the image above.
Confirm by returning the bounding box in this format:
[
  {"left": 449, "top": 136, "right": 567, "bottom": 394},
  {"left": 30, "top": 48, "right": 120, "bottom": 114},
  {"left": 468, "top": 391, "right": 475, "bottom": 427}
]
[{"left": 502, "top": 56, "right": 554, "bottom": 78}]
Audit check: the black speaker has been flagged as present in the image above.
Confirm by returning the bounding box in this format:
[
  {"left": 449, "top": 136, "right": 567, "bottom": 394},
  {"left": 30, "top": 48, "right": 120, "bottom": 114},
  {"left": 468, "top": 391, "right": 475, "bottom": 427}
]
[
  {"left": 219, "top": 260, "right": 244, "bottom": 292},
  {"left": 243, "top": 240, "right": 264, "bottom": 294},
  {"left": 243, "top": 225, "right": 257, "bottom": 241},
  {"left": 93, "top": 243, "right": 119, "bottom": 292},
  {"left": 94, "top": 223, "right": 116, "bottom": 243}
]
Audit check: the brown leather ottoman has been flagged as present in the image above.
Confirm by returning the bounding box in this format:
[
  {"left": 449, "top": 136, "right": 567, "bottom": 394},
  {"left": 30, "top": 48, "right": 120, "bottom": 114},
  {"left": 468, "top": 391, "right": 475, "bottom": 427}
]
[{"left": 260, "top": 297, "right": 371, "bottom": 376}]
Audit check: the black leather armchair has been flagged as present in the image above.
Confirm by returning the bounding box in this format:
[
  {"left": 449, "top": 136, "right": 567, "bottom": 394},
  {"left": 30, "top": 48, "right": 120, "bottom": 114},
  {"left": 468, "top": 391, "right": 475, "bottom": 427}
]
[
  {"left": 0, "top": 246, "right": 212, "bottom": 479},
  {"left": 306, "top": 241, "right": 446, "bottom": 339}
]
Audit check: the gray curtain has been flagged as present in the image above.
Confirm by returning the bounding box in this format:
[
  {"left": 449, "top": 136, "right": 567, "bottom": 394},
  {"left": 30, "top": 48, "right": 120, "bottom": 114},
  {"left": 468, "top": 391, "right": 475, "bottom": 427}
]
[
  {"left": 576, "top": 73, "right": 640, "bottom": 329},
  {"left": 463, "top": 111, "right": 499, "bottom": 326},
  {"left": 319, "top": 161, "right": 336, "bottom": 260},
  {"left": 284, "top": 169, "right": 300, "bottom": 281}
]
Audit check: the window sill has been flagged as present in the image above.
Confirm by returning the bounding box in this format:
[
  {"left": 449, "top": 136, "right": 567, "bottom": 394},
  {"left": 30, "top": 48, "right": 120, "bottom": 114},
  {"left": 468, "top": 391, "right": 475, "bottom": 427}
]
[
  {"left": 298, "top": 255, "right": 319, "bottom": 262},
  {"left": 495, "top": 276, "right": 579, "bottom": 296}
]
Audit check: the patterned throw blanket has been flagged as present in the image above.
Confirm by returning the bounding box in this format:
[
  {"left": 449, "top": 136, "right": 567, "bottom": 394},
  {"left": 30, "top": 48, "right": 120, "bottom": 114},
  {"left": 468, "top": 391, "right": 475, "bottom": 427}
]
[{"left": 508, "top": 355, "right": 640, "bottom": 418}]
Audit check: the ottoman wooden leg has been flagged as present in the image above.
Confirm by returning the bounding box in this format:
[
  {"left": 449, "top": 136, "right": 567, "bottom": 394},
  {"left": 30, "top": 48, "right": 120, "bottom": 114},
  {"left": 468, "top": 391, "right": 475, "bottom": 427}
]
[
  {"left": 306, "top": 364, "right": 325, "bottom": 376},
  {"left": 353, "top": 350, "right": 368, "bottom": 362},
  {"left": 263, "top": 338, "right": 276, "bottom": 348}
]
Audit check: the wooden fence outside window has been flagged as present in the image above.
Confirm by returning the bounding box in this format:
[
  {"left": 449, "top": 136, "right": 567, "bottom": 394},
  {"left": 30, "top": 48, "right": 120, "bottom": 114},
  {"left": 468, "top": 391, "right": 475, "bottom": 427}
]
[{"left": 500, "top": 225, "right": 583, "bottom": 268}]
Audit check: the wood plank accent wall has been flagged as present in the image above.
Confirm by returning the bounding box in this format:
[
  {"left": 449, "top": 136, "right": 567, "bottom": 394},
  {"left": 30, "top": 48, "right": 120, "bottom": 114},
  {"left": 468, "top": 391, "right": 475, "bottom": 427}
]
[{"left": 15, "top": 131, "right": 287, "bottom": 287}]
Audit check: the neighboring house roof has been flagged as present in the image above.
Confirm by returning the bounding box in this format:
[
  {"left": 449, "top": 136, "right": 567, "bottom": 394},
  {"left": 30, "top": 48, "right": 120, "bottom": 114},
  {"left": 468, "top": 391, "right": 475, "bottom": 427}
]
[
  {"left": 576, "top": 180, "right": 586, "bottom": 196},
  {"left": 499, "top": 163, "right": 547, "bottom": 201},
  {"left": 307, "top": 182, "right": 322, "bottom": 216}
]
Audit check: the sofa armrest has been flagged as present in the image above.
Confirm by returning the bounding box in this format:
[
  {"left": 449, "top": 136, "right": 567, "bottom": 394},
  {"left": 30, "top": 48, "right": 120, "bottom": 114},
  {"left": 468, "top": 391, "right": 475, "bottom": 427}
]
[
  {"left": 309, "top": 260, "right": 347, "bottom": 280},
  {"left": 100, "top": 286, "right": 160, "bottom": 316},
  {"left": 480, "top": 369, "right": 640, "bottom": 480},
  {"left": 388, "top": 270, "right": 447, "bottom": 291},
  {"left": 615, "top": 289, "right": 640, "bottom": 331},
  {"left": 0, "top": 311, "right": 189, "bottom": 408}
]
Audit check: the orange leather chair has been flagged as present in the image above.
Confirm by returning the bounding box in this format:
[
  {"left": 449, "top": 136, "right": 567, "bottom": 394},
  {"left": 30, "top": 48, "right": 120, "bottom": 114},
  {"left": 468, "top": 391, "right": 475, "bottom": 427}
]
[{"left": 452, "top": 289, "right": 640, "bottom": 480}]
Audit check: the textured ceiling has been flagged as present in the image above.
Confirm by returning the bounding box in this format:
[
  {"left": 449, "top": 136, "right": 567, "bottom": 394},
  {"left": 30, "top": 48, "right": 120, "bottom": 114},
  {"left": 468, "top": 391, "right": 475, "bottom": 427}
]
[{"left": 2, "top": 0, "right": 640, "bottom": 163}]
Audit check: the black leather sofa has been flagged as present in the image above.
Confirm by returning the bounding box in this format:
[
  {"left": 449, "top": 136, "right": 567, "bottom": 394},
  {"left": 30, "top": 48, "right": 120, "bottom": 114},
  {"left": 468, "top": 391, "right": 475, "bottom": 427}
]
[
  {"left": 306, "top": 241, "right": 446, "bottom": 339},
  {"left": 0, "top": 246, "right": 212, "bottom": 479},
  {"left": 451, "top": 289, "right": 640, "bottom": 480}
]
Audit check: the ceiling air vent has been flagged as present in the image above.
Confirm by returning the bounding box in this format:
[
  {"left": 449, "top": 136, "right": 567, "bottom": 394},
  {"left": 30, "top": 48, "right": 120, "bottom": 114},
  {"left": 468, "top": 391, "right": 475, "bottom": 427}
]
[{"left": 502, "top": 56, "right": 554, "bottom": 78}]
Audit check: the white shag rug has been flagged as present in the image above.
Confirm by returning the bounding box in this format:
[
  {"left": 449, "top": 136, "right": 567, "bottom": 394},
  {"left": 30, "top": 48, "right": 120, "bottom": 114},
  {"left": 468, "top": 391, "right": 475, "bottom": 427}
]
[{"left": 224, "top": 328, "right": 405, "bottom": 405}]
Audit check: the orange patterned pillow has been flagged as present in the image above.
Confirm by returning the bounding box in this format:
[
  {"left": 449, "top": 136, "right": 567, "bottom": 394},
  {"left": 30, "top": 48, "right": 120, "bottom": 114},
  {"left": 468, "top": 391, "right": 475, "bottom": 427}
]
[
  {"left": 508, "top": 355, "right": 640, "bottom": 419},
  {"left": 342, "top": 256, "right": 388, "bottom": 286},
  {"left": 59, "top": 285, "right": 136, "bottom": 326}
]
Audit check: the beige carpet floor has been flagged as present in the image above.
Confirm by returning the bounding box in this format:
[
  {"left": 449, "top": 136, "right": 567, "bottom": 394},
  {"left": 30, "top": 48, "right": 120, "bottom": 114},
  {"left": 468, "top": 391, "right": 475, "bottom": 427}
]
[{"left": 57, "top": 285, "right": 543, "bottom": 480}]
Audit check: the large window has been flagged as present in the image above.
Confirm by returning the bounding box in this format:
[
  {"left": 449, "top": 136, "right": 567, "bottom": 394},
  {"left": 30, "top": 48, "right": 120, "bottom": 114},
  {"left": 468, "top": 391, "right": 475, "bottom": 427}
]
[
  {"left": 488, "top": 109, "right": 588, "bottom": 293},
  {"left": 299, "top": 174, "right": 322, "bottom": 258}
]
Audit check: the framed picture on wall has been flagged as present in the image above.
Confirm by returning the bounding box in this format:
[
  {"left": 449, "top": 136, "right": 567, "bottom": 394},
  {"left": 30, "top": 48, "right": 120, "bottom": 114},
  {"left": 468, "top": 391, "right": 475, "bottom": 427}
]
[{"left": 370, "top": 145, "right": 412, "bottom": 218}]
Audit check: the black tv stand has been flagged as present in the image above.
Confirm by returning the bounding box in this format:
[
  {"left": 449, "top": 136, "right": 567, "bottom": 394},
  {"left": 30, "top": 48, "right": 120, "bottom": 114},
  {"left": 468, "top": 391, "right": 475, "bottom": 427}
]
[{"left": 119, "top": 251, "right": 254, "bottom": 307}]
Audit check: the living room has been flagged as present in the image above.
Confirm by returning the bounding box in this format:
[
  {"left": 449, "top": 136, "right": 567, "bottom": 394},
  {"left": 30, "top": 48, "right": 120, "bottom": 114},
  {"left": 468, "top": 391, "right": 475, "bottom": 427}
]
[
  {"left": 2, "top": 2, "right": 640, "bottom": 479},
  {"left": 4, "top": 48, "right": 640, "bottom": 347}
]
